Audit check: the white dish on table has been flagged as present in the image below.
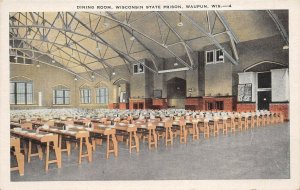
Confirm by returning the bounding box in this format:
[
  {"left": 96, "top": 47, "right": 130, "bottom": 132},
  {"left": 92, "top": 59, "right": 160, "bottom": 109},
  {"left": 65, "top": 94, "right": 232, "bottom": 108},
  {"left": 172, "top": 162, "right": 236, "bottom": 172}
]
[
  {"left": 67, "top": 131, "right": 77, "bottom": 135},
  {"left": 19, "top": 131, "right": 28, "bottom": 134},
  {"left": 36, "top": 134, "right": 44, "bottom": 138},
  {"left": 50, "top": 128, "right": 58, "bottom": 131},
  {"left": 28, "top": 132, "right": 36, "bottom": 135},
  {"left": 13, "top": 128, "right": 22, "bottom": 132},
  {"left": 76, "top": 126, "right": 83, "bottom": 129},
  {"left": 140, "top": 125, "right": 146, "bottom": 128},
  {"left": 45, "top": 133, "right": 53, "bottom": 136},
  {"left": 85, "top": 128, "right": 93, "bottom": 131},
  {"left": 60, "top": 130, "right": 67, "bottom": 133}
]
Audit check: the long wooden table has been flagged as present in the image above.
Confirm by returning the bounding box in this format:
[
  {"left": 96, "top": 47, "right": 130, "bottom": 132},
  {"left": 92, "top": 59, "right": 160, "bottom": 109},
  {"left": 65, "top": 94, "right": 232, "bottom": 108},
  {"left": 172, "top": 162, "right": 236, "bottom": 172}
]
[
  {"left": 114, "top": 123, "right": 140, "bottom": 153},
  {"left": 11, "top": 129, "right": 61, "bottom": 172},
  {"left": 134, "top": 120, "right": 158, "bottom": 149},
  {"left": 40, "top": 126, "right": 92, "bottom": 164},
  {"left": 89, "top": 124, "right": 118, "bottom": 159}
]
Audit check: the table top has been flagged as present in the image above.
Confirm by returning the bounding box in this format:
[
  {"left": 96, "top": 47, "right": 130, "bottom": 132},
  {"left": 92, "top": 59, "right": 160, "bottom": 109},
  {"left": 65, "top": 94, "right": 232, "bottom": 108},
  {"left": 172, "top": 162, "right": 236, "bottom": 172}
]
[{"left": 11, "top": 128, "right": 58, "bottom": 142}]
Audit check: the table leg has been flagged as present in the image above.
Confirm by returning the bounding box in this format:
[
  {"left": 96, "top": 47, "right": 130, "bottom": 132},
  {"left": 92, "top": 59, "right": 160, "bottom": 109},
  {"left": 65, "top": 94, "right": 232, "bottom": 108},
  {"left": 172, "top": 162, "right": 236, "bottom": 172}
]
[
  {"left": 85, "top": 137, "right": 92, "bottom": 162},
  {"left": 134, "top": 131, "right": 139, "bottom": 153},
  {"left": 78, "top": 138, "right": 83, "bottom": 164},
  {"left": 106, "top": 135, "right": 110, "bottom": 159},
  {"left": 112, "top": 135, "right": 118, "bottom": 157},
  {"left": 37, "top": 145, "right": 43, "bottom": 160},
  {"left": 45, "top": 142, "right": 49, "bottom": 172},
  {"left": 28, "top": 141, "right": 31, "bottom": 163}
]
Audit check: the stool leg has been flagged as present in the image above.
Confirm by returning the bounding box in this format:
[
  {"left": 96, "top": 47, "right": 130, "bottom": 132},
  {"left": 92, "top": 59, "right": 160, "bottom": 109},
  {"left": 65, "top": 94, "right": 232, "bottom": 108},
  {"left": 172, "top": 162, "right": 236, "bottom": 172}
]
[
  {"left": 28, "top": 141, "right": 32, "bottom": 163},
  {"left": 78, "top": 138, "right": 83, "bottom": 164},
  {"left": 45, "top": 142, "right": 49, "bottom": 172},
  {"left": 106, "top": 135, "right": 110, "bottom": 159}
]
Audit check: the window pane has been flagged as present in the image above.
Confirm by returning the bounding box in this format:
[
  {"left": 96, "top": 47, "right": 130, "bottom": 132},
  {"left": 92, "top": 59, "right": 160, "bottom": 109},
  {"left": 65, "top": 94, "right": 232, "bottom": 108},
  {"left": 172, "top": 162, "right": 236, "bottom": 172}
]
[
  {"left": 133, "top": 64, "right": 138, "bottom": 73},
  {"left": 17, "top": 94, "right": 25, "bottom": 104},
  {"left": 10, "top": 94, "right": 15, "bottom": 104},
  {"left": 10, "top": 83, "right": 15, "bottom": 93},
  {"left": 139, "top": 64, "right": 144, "bottom": 72},
  {"left": 16, "top": 83, "right": 25, "bottom": 93},
  {"left": 56, "top": 98, "right": 64, "bottom": 104},
  {"left": 27, "top": 94, "right": 33, "bottom": 104},
  {"left": 216, "top": 50, "right": 224, "bottom": 62},
  {"left": 56, "top": 90, "right": 63, "bottom": 97},
  {"left": 65, "top": 98, "right": 70, "bottom": 104},
  {"left": 206, "top": 51, "right": 214, "bottom": 63},
  {"left": 27, "top": 83, "right": 33, "bottom": 93},
  {"left": 64, "top": 90, "right": 70, "bottom": 98}
]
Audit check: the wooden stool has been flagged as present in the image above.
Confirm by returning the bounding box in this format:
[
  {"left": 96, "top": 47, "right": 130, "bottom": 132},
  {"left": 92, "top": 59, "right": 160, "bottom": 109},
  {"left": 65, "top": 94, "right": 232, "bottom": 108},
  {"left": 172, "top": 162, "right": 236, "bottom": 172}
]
[
  {"left": 10, "top": 137, "right": 24, "bottom": 176},
  {"left": 179, "top": 119, "right": 187, "bottom": 143},
  {"left": 77, "top": 132, "right": 93, "bottom": 164},
  {"left": 230, "top": 116, "right": 236, "bottom": 133},
  {"left": 203, "top": 119, "right": 210, "bottom": 139},
  {"left": 192, "top": 119, "right": 200, "bottom": 140},
  {"left": 28, "top": 141, "right": 43, "bottom": 163},
  {"left": 147, "top": 123, "right": 158, "bottom": 149},
  {"left": 127, "top": 126, "right": 139, "bottom": 153},
  {"left": 164, "top": 120, "right": 173, "bottom": 146},
  {"left": 104, "top": 129, "right": 118, "bottom": 159},
  {"left": 221, "top": 117, "right": 228, "bottom": 135}
]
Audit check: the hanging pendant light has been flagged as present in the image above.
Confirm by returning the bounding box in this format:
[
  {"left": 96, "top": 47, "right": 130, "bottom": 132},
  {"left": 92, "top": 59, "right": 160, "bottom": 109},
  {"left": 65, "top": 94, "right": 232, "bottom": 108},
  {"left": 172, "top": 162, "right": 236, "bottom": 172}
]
[{"left": 177, "top": 13, "right": 183, "bottom": 27}]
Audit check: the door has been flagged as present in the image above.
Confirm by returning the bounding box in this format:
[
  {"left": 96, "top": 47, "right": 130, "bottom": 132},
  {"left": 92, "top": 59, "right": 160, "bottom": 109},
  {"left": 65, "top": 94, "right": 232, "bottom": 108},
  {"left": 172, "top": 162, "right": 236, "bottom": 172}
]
[{"left": 257, "top": 91, "right": 271, "bottom": 110}]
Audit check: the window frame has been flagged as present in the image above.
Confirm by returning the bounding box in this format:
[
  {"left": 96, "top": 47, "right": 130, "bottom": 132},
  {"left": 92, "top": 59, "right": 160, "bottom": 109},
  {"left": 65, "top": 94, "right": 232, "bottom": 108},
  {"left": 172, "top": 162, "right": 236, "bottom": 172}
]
[
  {"left": 10, "top": 81, "right": 33, "bottom": 105},
  {"left": 80, "top": 88, "right": 91, "bottom": 104},
  {"left": 133, "top": 63, "right": 144, "bottom": 74},
  {"left": 205, "top": 49, "right": 224, "bottom": 64},
  {"left": 205, "top": 50, "right": 215, "bottom": 64},
  {"left": 96, "top": 87, "right": 109, "bottom": 104},
  {"left": 53, "top": 89, "right": 70, "bottom": 105}
]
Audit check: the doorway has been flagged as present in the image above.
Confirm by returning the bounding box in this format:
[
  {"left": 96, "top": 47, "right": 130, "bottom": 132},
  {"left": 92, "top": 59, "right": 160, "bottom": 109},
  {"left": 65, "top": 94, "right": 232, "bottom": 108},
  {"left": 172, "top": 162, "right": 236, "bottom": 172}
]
[
  {"left": 166, "top": 77, "right": 186, "bottom": 108},
  {"left": 257, "top": 91, "right": 271, "bottom": 110}
]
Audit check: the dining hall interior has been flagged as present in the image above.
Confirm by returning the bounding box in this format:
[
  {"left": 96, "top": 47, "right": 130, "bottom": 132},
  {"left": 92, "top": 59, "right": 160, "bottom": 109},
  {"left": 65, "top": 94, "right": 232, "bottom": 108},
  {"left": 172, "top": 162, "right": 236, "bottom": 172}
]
[{"left": 8, "top": 10, "right": 290, "bottom": 181}]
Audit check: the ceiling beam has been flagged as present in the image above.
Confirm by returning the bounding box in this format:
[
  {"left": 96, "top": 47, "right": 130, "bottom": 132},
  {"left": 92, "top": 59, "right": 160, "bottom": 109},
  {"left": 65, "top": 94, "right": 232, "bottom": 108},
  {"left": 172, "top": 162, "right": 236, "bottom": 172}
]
[
  {"left": 67, "top": 12, "right": 157, "bottom": 74},
  {"left": 94, "top": 12, "right": 193, "bottom": 70},
  {"left": 266, "top": 10, "right": 289, "bottom": 46},
  {"left": 214, "top": 11, "right": 239, "bottom": 43},
  {"left": 180, "top": 12, "right": 239, "bottom": 65},
  {"left": 155, "top": 12, "right": 195, "bottom": 68},
  {"left": 106, "top": 12, "right": 160, "bottom": 68},
  {"left": 10, "top": 48, "right": 91, "bottom": 82}
]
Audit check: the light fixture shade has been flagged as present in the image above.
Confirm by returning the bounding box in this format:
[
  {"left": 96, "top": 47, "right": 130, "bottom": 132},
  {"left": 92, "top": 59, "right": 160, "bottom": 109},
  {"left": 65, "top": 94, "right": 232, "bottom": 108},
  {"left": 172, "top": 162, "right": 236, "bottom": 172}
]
[
  {"left": 112, "top": 72, "right": 116, "bottom": 75},
  {"left": 177, "top": 22, "right": 183, "bottom": 27},
  {"left": 219, "top": 55, "right": 224, "bottom": 59},
  {"left": 74, "top": 76, "right": 78, "bottom": 81},
  {"left": 130, "top": 36, "right": 135, "bottom": 41},
  {"left": 282, "top": 45, "right": 289, "bottom": 50}
]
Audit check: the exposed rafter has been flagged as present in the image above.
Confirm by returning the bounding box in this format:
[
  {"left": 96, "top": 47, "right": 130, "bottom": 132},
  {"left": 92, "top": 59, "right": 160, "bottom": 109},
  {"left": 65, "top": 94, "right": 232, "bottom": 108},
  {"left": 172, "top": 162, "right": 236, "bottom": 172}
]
[
  {"left": 94, "top": 12, "right": 193, "bottom": 70},
  {"left": 67, "top": 12, "right": 157, "bottom": 74},
  {"left": 179, "top": 12, "right": 239, "bottom": 65},
  {"left": 266, "top": 10, "right": 289, "bottom": 46}
]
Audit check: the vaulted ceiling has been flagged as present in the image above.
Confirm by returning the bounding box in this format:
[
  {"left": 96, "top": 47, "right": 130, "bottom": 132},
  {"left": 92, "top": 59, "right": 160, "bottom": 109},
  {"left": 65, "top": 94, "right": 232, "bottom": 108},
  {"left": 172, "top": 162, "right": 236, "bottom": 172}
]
[{"left": 9, "top": 10, "right": 288, "bottom": 81}]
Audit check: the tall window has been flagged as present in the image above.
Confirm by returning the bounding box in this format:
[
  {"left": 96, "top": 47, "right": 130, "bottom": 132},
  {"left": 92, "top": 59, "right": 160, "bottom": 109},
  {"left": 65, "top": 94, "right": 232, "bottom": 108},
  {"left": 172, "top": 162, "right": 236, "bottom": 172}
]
[
  {"left": 80, "top": 89, "right": 91, "bottom": 104},
  {"left": 10, "top": 81, "right": 33, "bottom": 105},
  {"left": 53, "top": 88, "right": 70, "bottom": 105},
  {"left": 96, "top": 87, "right": 108, "bottom": 104}
]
